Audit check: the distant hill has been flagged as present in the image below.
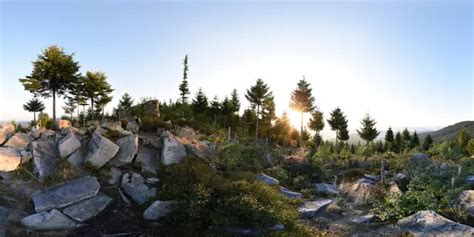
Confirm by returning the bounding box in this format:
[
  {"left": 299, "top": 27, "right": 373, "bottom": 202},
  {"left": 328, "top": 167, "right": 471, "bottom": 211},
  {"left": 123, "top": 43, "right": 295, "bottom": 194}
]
[{"left": 419, "top": 121, "right": 474, "bottom": 143}]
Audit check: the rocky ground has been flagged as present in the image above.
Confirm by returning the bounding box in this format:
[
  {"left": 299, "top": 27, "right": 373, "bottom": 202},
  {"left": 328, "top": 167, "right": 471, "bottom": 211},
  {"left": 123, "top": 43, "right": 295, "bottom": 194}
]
[{"left": 0, "top": 121, "right": 473, "bottom": 236}]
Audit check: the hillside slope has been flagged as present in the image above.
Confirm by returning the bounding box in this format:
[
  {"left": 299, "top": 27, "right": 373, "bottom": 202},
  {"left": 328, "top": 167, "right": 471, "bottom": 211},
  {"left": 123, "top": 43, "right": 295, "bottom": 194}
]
[{"left": 419, "top": 121, "right": 474, "bottom": 143}]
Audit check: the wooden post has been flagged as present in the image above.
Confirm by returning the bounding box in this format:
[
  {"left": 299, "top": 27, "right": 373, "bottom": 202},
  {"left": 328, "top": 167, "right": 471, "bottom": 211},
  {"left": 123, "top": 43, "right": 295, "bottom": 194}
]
[{"left": 380, "top": 159, "right": 385, "bottom": 184}]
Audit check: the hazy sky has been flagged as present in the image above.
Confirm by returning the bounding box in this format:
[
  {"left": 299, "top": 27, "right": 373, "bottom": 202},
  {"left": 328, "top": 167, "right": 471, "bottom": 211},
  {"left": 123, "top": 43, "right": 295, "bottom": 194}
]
[{"left": 1, "top": 1, "right": 472, "bottom": 135}]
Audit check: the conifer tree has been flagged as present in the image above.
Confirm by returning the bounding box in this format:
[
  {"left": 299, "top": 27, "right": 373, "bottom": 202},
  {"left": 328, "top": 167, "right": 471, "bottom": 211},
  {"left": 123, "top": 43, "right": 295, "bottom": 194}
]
[
  {"left": 384, "top": 127, "right": 395, "bottom": 152},
  {"left": 191, "top": 88, "right": 208, "bottom": 116},
  {"left": 230, "top": 89, "right": 240, "bottom": 114},
  {"left": 327, "top": 107, "right": 349, "bottom": 145},
  {"left": 458, "top": 128, "right": 471, "bottom": 150},
  {"left": 394, "top": 131, "right": 402, "bottom": 153},
  {"left": 23, "top": 97, "right": 45, "bottom": 126},
  {"left": 308, "top": 110, "right": 324, "bottom": 147},
  {"left": 19, "top": 45, "right": 80, "bottom": 121},
  {"left": 272, "top": 112, "right": 292, "bottom": 145},
  {"left": 422, "top": 134, "right": 433, "bottom": 151},
  {"left": 401, "top": 128, "right": 411, "bottom": 151},
  {"left": 245, "top": 78, "right": 272, "bottom": 139},
  {"left": 210, "top": 96, "right": 221, "bottom": 123},
  {"left": 357, "top": 113, "right": 380, "bottom": 144},
  {"left": 289, "top": 77, "right": 315, "bottom": 136},
  {"left": 179, "top": 55, "right": 190, "bottom": 103},
  {"left": 410, "top": 131, "right": 420, "bottom": 149},
  {"left": 80, "top": 71, "right": 114, "bottom": 120}
]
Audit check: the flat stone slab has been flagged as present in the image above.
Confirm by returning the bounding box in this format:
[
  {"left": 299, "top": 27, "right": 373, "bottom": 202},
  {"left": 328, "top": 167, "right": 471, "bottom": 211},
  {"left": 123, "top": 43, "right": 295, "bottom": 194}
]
[
  {"left": 32, "top": 176, "right": 100, "bottom": 212},
  {"left": 256, "top": 173, "right": 279, "bottom": 185},
  {"left": 63, "top": 193, "right": 113, "bottom": 222},
  {"left": 84, "top": 133, "right": 119, "bottom": 168},
  {"left": 143, "top": 200, "right": 176, "bottom": 220},
  {"left": 21, "top": 209, "right": 81, "bottom": 230},
  {"left": 0, "top": 147, "right": 21, "bottom": 171},
  {"left": 32, "top": 140, "right": 59, "bottom": 179},
  {"left": 298, "top": 199, "right": 333, "bottom": 218},
  {"left": 279, "top": 187, "right": 303, "bottom": 199}
]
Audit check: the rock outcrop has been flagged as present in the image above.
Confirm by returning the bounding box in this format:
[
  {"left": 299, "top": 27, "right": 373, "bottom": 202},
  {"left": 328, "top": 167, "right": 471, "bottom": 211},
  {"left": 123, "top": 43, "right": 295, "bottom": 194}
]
[
  {"left": 134, "top": 147, "right": 159, "bottom": 174},
  {"left": 0, "top": 147, "right": 21, "bottom": 171},
  {"left": 0, "top": 123, "right": 15, "bottom": 145},
  {"left": 32, "top": 140, "right": 59, "bottom": 179},
  {"left": 397, "top": 210, "right": 474, "bottom": 236},
  {"left": 4, "top": 133, "right": 30, "bottom": 150},
  {"left": 454, "top": 190, "right": 474, "bottom": 218},
  {"left": 58, "top": 133, "right": 81, "bottom": 158},
  {"left": 161, "top": 131, "right": 186, "bottom": 165},
  {"left": 111, "top": 134, "right": 138, "bottom": 166},
  {"left": 32, "top": 176, "right": 100, "bottom": 212},
  {"left": 121, "top": 172, "right": 156, "bottom": 205},
  {"left": 84, "top": 133, "right": 119, "bottom": 168},
  {"left": 279, "top": 187, "right": 303, "bottom": 199}
]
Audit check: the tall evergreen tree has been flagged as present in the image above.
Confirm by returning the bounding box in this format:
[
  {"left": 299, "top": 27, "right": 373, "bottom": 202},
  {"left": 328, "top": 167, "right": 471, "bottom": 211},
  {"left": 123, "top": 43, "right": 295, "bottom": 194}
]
[
  {"left": 422, "top": 134, "right": 433, "bottom": 151},
  {"left": 191, "top": 88, "right": 208, "bottom": 116},
  {"left": 394, "top": 131, "right": 402, "bottom": 153},
  {"left": 210, "top": 96, "right": 221, "bottom": 123},
  {"left": 62, "top": 97, "right": 76, "bottom": 121},
  {"left": 245, "top": 78, "right": 272, "bottom": 139},
  {"left": 410, "top": 131, "right": 420, "bottom": 149},
  {"left": 357, "top": 113, "right": 380, "bottom": 144},
  {"left": 327, "top": 107, "right": 349, "bottom": 145},
  {"left": 117, "top": 93, "right": 134, "bottom": 110},
  {"left": 80, "top": 71, "right": 114, "bottom": 120},
  {"left": 289, "top": 77, "right": 315, "bottom": 136},
  {"left": 19, "top": 45, "right": 80, "bottom": 121},
  {"left": 458, "top": 128, "right": 471, "bottom": 150},
  {"left": 23, "top": 97, "right": 45, "bottom": 126},
  {"left": 401, "top": 128, "right": 411, "bottom": 151},
  {"left": 384, "top": 127, "right": 395, "bottom": 152},
  {"left": 179, "top": 55, "right": 190, "bottom": 103},
  {"left": 308, "top": 110, "right": 324, "bottom": 147},
  {"left": 272, "top": 112, "right": 292, "bottom": 145},
  {"left": 230, "top": 89, "right": 240, "bottom": 114}
]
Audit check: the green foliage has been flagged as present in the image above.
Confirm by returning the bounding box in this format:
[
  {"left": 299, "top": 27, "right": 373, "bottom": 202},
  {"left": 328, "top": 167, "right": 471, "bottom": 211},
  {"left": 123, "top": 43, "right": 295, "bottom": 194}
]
[
  {"left": 467, "top": 139, "right": 474, "bottom": 156},
  {"left": 245, "top": 78, "right": 274, "bottom": 138},
  {"left": 327, "top": 107, "right": 349, "bottom": 143},
  {"left": 23, "top": 97, "right": 45, "bottom": 126},
  {"left": 179, "top": 55, "right": 190, "bottom": 103},
  {"left": 37, "top": 112, "right": 54, "bottom": 129},
  {"left": 114, "top": 93, "right": 134, "bottom": 117},
  {"left": 289, "top": 77, "right": 316, "bottom": 136},
  {"left": 211, "top": 143, "right": 268, "bottom": 172},
  {"left": 157, "top": 157, "right": 312, "bottom": 235},
  {"left": 271, "top": 112, "right": 293, "bottom": 146},
  {"left": 19, "top": 45, "right": 80, "bottom": 120},
  {"left": 80, "top": 71, "right": 114, "bottom": 119},
  {"left": 433, "top": 140, "right": 464, "bottom": 160},
  {"left": 410, "top": 131, "right": 420, "bottom": 149},
  {"left": 357, "top": 113, "right": 380, "bottom": 144},
  {"left": 422, "top": 134, "right": 433, "bottom": 151},
  {"left": 140, "top": 116, "right": 173, "bottom": 132}
]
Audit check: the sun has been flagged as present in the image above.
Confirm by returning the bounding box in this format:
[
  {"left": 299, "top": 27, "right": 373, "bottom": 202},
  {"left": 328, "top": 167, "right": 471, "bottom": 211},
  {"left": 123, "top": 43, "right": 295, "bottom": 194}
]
[{"left": 285, "top": 108, "right": 310, "bottom": 131}]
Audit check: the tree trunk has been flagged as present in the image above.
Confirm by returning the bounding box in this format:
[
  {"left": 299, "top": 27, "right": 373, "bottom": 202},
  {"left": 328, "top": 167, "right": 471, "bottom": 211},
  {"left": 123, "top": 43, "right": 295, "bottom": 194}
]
[
  {"left": 33, "top": 112, "right": 36, "bottom": 127},
  {"left": 255, "top": 105, "right": 260, "bottom": 139},
  {"left": 300, "top": 111, "right": 304, "bottom": 147},
  {"left": 52, "top": 89, "right": 56, "bottom": 122},
  {"left": 91, "top": 98, "right": 95, "bottom": 120}
]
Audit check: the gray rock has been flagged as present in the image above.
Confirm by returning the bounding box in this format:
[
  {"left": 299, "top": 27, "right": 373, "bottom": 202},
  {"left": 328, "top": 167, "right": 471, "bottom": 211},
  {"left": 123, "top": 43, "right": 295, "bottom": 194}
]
[
  {"left": 108, "top": 167, "right": 122, "bottom": 185},
  {"left": 466, "top": 175, "right": 474, "bottom": 186},
  {"left": 185, "top": 141, "right": 216, "bottom": 161},
  {"left": 134, "top": 147, "right": 159, "bottom": 174},
  {"left": 40, "top": 130, "right": 56, "bottom": 140},
  {"left": 279, "top": 187, "right": 303, "bottom": 199},
  {"left": 84, "top": 133, "right": 119, "bottom": 168},
  {"left": 455, "top": 190, "right": 474, "bottom": 218},
  {"left": 143, "top": 200, "right": 176, "bottom": 220},
  {"left": 397, "top": 210, "right": 474, "bottom": 236},
  {"left": 32, "top": 176, "right": 100, "bottom": 212},
  {"left": 4, "top": 132, "right": 30, "bottom": 150},
  {"left": 110, "top": 134, "right": 138, "bottom": 166},
  {"left": 63, "top": 193, "right": 113, "bottom": 222},
  {"left": 145, "top": 177, "right": 160, "bottom": 185},
  {"left": 58, "top": 133, "right": 81, "bottom": 158},
  {"left": 143, "top": 100, "right": 160, "bottom": 118},
  {"left": 0, "top": 147, "right": 21, "bottom": 171},
  {"left": 161, "top": 131, "right": 187, "bottom": 165},
  {"left": 32, "top": 140, "right": 59, "bottom": 179},
  {"left": 410, "top": 153, "right": 431, "bottom": 165},
  {"left": 20, "top": 150, "right": 32, "bottom": 164},
  {"left": 341, "top": 178, "right": 376, "bottom": 205},
  {"left": 313, "top": 183, "right": 339, "bottom": 196},
  {"left": 125, "top": 121, "right": 139, "bottom": 133},
  {"left": 396, "top": 173, "right": 410, "bottom": 192},
  {"left": 101, "top": 121, "right": 123, "bottom": 132},
  {"left": 298, "top": 199, "right": 332, "bottom": 218},
  {"left": 0, "top": 123, "right": 15, "bottom": 145},
  {"left": 388, "top": 181, "right": 402, "bottom": 194},
  {"left": 351, "top": 214, "right": 375, "bottom": 224},
  {"left": 121, "top": 172, "right": 156, "bottom": 205},
  {"left": 364, "top": 174, "right": 380, "bottom": 182},
  {"left": 256, "top": 173, "right": 279, "bottom": 185},
  {"left": 21, "top": 209, "right": 81, "bottom": 230},
  {"left": 67, "top": 147, "right": 86, "bottom": 167}
]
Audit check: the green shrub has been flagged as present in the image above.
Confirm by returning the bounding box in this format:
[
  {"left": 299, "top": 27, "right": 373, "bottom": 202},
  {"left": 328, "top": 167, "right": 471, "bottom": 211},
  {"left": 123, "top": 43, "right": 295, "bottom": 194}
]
[
  {"left": 211, "top": 143, "right": 266, "bottom": 172},
  {"left": 140, "top": 116, "right": 172, "bottom": 132}
]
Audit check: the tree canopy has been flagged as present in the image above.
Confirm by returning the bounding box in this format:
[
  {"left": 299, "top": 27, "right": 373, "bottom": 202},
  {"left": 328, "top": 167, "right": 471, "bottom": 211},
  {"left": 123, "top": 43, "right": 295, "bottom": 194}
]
[{"left": 357, "top": 113, "right": 380, "bottom": 144}]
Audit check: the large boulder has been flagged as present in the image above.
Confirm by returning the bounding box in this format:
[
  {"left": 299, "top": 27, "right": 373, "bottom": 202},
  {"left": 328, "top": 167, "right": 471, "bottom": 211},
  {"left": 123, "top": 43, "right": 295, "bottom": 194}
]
[
  {"left": 101, "top": 121, "right": 124, "bottom": 133},
  {"left": 63, "top": 193, "right": 113, "bottom": 222},
  {"left": 0, "top": 147, "right": 21, "bottom": 171},
  {"left": 125, "top": 121, "right": 139, "bottom": 133},
  {"left": 121, "top": 172, "right": 156, "bottom": 205},
  {"left": 143, "top": 100, "right": 160, "bottom": 118},
  {"left": 84, "top": 133, "right": 119, "bottom": 168},
  {"left": 58, "top": 119, "right": 72, "bottom": 129},
  {"left": 32, "top": 176, "right": 100, "bottom": 212},
  {"left": 58, "top": 133, "right": 81, "bottom": 158},
  {"left": 143, "top": 200, "right": 176, "bottom": 220},
  {"left": 67, "top": 146, "right": 86, "bottom": 167},
  {"left": 4, "top": 133, "right": 30, "bottom": 150},
  {"left": 21, "top": 209, "right": 81, "bottom": 230},
  {"left": 455, "top": 190, "right": 474, "bottom": 219},
  {"left": 32, "top": 140, "right": 59, "bottom": 179},
  {"left": 20, "top": 150, "right": 32, "bottom": 164},
  {"left": 341, "top": 178, "right": 377, "bottom": 204},
  {"left": 0, "top": 123, "right": 15, "bottom": 145},
  {"left": 313, "top": 183, "right": 339, "bottom": 196},
  {"left": 256, "top": 173, "right": 280, "bottom": 185},
  {"left": 110, "top": 134, "right": 138, "bottom": 166},
  {"left": 134, "top": 147, "right": 159, "bottom": 174},
  {"left": 298, "top": 199, "right": 333, "bottom": 218},
  {"left": 161, "top": 131, "right": 187, "bottom": 165},
  {"left": 185, "top": 141, "right": 216, "bottom": 161},
  {"left": 397, "top": 210, "right": 474, "bottom": 236}
]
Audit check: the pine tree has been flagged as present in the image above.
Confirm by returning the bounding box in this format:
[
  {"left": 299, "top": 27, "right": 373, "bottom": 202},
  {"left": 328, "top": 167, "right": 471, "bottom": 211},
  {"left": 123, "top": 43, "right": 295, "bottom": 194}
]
[
  {"left": 19, "top": 45, "right": 80, "bottom": 121},
  {"left": 80, "top": 71, "right": 114, "bottom": 120},
  {"left": 117, "top": 93, "right": 134, "bottom": 110},
  {"left": 401, "top": 128, "right": 411, "bottom": 151},
  {"left": 394, "top": 131, "right": 402, "bottom": 153},
  {"left": 191, "top": 88, "right": 208, "bottom": 116},
  {"left": 210, "top": 96, "right": 221, "bottom": 123},
  {"left": 327, "top": 107, "right": 349, "bottom": 145},
  {"left": 245, "top": 78, "right": 272, "bottom": 139},
  {"left": 23, "top": 97, "right": 45, "bottom": 126},
  {"left": 308, "top": 110, "right": 324, "bottom": 147},
  {"left": 62, "top": 97, "right": 76, "bottom": 121},
  {"left": 385, "top": 127, "right": 395, "bottom": 152},
  {"left": 179, "top": 55, "right": 190, "bottom": 103},
  {"left": 289, "top": 77, "right": 316, "bottom": 136},
  {"left": 422, "top": 134, "right": 433, "bottom": 151},
  {"left": 357, "top": 113, "right": 380, "bottom": 144},
  {"left": 230, "top": 89, "right": 240, "bottom": 114},
  {"left": 410, "top": 131, "right": 420, "bottom": 149},
  {"left": 272, "top": 112, "right": 292, "bottom": 145},
  {"left": 458, "top": 128, "right": 471, "bottom": 150}
]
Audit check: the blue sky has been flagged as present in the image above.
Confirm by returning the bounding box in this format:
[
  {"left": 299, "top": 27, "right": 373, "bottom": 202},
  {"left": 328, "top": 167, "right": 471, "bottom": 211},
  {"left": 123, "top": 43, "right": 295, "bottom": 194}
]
[{"left": 0, "top": 1, "right": 472, "bottom": 135}]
